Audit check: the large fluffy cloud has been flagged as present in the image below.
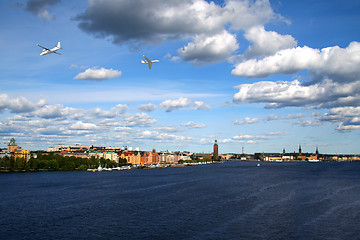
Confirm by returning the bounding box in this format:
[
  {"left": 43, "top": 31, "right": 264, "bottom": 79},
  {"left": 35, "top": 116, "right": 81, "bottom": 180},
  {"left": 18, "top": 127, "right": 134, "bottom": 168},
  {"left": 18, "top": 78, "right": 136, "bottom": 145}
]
[
  {"left": 234, "top": 117, "right": 259, "bottom": 125},
  {"left": 232, "top": 42, "right": 360, "bottom": 82},
  {"left": 178, "top": 31, "right": 239, "bottom": 65},
  {"left": 0, "top": 92, "right": 44, "bottom": 113},
  {"left": 159, "top": 97, "right": 211, "bottom": 112},
  {"left": 75, "top": 0, "right": 282, "bottom": 65},
  {"left": 233, "top": 79, "right": 360, "bottom": 108},
  {"left": 160, "top": 97, "right": 192, "bottom": 112},
  {"left": 243, "top": 25, "right": 297, "bottom": 59}
]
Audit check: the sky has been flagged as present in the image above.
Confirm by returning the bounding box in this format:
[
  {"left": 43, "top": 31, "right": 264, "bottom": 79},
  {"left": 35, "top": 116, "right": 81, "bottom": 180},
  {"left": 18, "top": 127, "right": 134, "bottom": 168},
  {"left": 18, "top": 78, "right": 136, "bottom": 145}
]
[{"left": 1, "top": 0, "right": 360, "bottom": 154}]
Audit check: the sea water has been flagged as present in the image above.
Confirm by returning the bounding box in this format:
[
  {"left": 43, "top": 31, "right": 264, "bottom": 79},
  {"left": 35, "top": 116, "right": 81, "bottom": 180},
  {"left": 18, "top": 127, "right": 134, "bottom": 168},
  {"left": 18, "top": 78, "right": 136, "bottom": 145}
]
[{"left": 1, "top": 161, "right": 359, "bottom": 239}]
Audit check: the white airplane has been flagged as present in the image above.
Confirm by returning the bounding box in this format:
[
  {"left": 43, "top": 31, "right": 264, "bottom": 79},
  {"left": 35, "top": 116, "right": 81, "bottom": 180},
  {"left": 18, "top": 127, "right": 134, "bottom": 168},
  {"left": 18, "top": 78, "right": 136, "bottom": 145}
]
[
  {"left": 37, "top": 42, "right": 61, "bottom": 56},
  {"left": 140, "top": 55, "right": 159, "bottom": 70}
]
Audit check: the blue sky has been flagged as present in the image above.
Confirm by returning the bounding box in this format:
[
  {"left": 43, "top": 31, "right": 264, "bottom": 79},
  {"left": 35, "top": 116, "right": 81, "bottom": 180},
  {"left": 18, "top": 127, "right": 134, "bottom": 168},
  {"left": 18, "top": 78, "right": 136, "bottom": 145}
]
[{"left": 1, "top": 0, "right": 360, "bottom": 154}]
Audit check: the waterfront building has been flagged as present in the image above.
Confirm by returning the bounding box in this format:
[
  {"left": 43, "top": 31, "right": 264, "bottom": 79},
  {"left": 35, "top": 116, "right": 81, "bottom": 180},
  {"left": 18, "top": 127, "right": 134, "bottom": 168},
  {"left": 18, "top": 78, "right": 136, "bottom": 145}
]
[
  {"left": 213, "top": 139, "right": 218, "bottom": 160},
  {"left": 14, "top": 149, "right": 31, "bottom": 161},
  {"left": 193, "top": 153, "right": 212, "bottom": 160},
  {"left": 47, "top": 144, "right": 91, "bottom": 153},
  {"left": 8, "top": 138, "right": 18, "bottom": 152},
  {"left": 103, "top": 152, "right": 119, "bottom": 163}
]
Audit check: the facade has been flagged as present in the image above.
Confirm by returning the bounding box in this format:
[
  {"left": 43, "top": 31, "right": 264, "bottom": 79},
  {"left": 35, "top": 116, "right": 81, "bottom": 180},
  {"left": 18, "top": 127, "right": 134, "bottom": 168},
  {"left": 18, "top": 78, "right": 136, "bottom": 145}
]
[{"left": 14, "top": 149, "right": 31, "bottom": 161}]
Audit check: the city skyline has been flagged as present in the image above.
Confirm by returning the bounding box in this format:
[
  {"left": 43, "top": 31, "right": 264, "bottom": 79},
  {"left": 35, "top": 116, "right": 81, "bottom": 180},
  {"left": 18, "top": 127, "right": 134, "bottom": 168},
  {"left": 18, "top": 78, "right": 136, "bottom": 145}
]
[{"left": 1, "top": 0, "right": 360, "bottom": 154}]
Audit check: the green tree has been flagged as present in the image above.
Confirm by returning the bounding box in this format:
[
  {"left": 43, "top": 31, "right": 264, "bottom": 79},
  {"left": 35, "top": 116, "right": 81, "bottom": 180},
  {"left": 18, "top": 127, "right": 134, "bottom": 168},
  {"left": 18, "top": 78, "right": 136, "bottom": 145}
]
[
  {"left": 46, "top": 160, "right": 59, "bottom": 171},
  {"left": 14, "top": 158, "right": 26, "bottom": 171},
  {"left": 77, "top": 164, "right": 88, "bottom": 171}
]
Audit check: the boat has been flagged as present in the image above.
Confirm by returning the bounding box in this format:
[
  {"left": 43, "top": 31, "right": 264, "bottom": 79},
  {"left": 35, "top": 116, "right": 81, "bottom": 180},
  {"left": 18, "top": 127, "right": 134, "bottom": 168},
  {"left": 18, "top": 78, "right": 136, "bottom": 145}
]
[
  {"left": 308, "top": 159, "right": 320, "bottom": 162},
  {"left": 97, "top": 164, "right": 103, "bottom": 172}
]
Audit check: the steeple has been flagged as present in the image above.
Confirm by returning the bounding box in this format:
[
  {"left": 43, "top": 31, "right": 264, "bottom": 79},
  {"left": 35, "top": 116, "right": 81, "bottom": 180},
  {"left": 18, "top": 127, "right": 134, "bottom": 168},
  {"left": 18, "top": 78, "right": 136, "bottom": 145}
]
[
  {"left": 299, "top": 144, "right": 302, "bottom": 155},
  {"left": 316, "top": 145, "right": 319, "bottom": 155}
]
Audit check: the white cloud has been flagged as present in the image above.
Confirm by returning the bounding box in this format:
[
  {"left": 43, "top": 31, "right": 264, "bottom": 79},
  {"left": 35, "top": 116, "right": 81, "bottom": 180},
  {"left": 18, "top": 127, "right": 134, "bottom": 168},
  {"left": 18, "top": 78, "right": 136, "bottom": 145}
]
[
  {"left": 321, "top": 106, "right": 360, "bottom": 132},
  {"left": 232, "top": 46, "right": 321, "bottom": 78},
  {"left": 232, "top": 42, "right": 360, "bottom": 82},
  {"left": 138, "top": 103, "right": 157, "bottom": 112},
  {"left": 192, "top": 101, "right": 211, "bottom": 110},
  {"left": 233, "top": 79, "right": 360, "bottom": 109},
  {"left": 181, "top": 121, "right": 206, "bottom": 128},
  {"left": 266, "top": 131, "right": 289, "bottom": 136},
  {"left": 336, "top": 122, "right": 360, "bottom": 132},
  {"left": 266, "top": 114, "right": 280, "bottom": 121},
  {"left": 0, "top": 92, "right": 43, "bottom": 114},
  {"left": 75, "top": 0, "right": 284, "bottom": 65},
  {"left": 122, "top": 113, "right": 157, "bottom": 127},
  {"left": 234, "top": 117, "right": 259, "bottom": 125},
  {"left": 160, "top": 97, "right": 192, "bottom": 112},
  {"left": 74, "top": 67, "right": 122, "bottom": 81},
  {"left": 295, "top": 120, "right": 322, "bottom": 127},
  {"left": 178, "top": 31, "right": 239, "bottom": 65},
  {"left": 286, "top": 113, "right": 304, "bottom": 119},
  {"left": 138, "top": 130, "right": 193, "bottom": 142},
  {"left": 34, "top": 104, "right": 64, "bottom": 119},
  {"left": 70, "top": 121, "right": 97, "bottom": 130},
  {"left": 243, "top": 25, "right": 297, "bottom": 59}
]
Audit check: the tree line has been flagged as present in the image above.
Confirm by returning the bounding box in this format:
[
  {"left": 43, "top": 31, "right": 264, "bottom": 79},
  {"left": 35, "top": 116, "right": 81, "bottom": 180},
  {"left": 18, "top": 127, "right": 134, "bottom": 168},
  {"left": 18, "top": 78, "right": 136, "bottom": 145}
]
[{"left": 0, "top": 152, "right": 128, "bottom": 172}]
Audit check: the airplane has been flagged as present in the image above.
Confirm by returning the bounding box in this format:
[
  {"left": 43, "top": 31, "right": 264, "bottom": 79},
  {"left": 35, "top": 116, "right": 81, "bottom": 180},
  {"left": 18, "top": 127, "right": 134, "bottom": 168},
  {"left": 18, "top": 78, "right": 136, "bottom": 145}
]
[
  {"left": 37, "top": 42, "right": 61, "bottom": 56},
  {"left": 140, "top": 55, "right": 159, "bottom": 70}
]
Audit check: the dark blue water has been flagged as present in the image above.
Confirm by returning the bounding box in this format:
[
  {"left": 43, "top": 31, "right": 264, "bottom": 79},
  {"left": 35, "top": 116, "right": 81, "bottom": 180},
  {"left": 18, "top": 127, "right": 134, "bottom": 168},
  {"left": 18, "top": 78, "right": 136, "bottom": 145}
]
[{"left": 1, "top": 161, "right": 360, "bottom": 240}]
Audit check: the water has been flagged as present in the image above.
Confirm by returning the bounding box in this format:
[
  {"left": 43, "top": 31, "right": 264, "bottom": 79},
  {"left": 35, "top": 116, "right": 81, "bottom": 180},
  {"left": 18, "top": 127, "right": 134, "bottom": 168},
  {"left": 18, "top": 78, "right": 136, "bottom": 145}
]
[{"left": 1, "top": 161, "right": 360, "bottom": 240}]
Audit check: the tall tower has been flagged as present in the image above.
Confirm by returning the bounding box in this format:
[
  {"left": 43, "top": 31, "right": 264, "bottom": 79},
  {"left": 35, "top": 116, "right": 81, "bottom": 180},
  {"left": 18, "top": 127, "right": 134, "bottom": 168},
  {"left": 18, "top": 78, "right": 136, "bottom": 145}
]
[
  {"left": 316, "top": 145, "right": 319, "bottom": 155},
  {"left": 299, "top": 144, "right": 302, "bottom": 155},
  {"left": 213, "top": 139, "right": 218, "bottom": 160},
  {"left": 8, "top": 138, "right": 17, "bottom": 152}
]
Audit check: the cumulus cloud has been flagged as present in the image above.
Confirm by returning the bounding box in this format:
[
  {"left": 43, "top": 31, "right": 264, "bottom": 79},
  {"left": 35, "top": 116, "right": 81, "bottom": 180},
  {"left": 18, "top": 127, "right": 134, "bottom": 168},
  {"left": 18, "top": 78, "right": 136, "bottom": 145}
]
[
  {"left": 181, "top": 121, "right": 206, "bottom": 128},
  {"left": 192, "top": 101, "right": 211, "bottom": 110},
  {"left": 233, "top": 79, "right": 360, "bottom": 109},
  {"left": 70, "top": 121, "right": 97, "bottom": 130},
  {"left": 234, "top": 117, "right": 259, "bottom": 125},
  {"left": 75, "top": 0, "right": 283, "bottom": 65},
  {"left": 138, "top": 103, "right": 157, "bottom": 112},
  {"left": 178, "top": 31, "right": 239, "bottom": 65},
  {"left": 25, "top": 0, "right": 60, "bottom": 21},
  {"left": 243, "top": 25, "right": 297, "bottom": 59},
  {"left": 74, "top": 67, "right": 122, "bottom": 81},
  {"left": 122, "top": 113, "right": 157, "bottom": 127},
  {"left": 0, "top": 92, "right": 42, "bottom": 113},
  {"left": 232, "top": 42, "right": 360, "bottom": 82},
  {"left": 34, "top": 104, "right": 64, "bottom": 119},
  {"left": 320, "top": 106, "right": 360, "bottom": 132},
  {"left": 160, "top": 97, "right": 192, "bottom": 112}
]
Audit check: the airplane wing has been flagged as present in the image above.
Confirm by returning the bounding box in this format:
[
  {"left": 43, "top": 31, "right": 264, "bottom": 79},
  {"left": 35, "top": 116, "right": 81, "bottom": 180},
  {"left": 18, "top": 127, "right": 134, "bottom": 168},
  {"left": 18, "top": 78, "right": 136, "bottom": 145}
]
[
  {"left": 53, "top": 51, "right": 62, "bottom": 55},
  {"left": 37, "top": 44, "right": 49, "bottom": 50},
  {"left": 144, "top": 55, "right": 151, "bottom": 62},
  {"left": 148, "top": 61, "right": 152, "bottom": 70}
]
